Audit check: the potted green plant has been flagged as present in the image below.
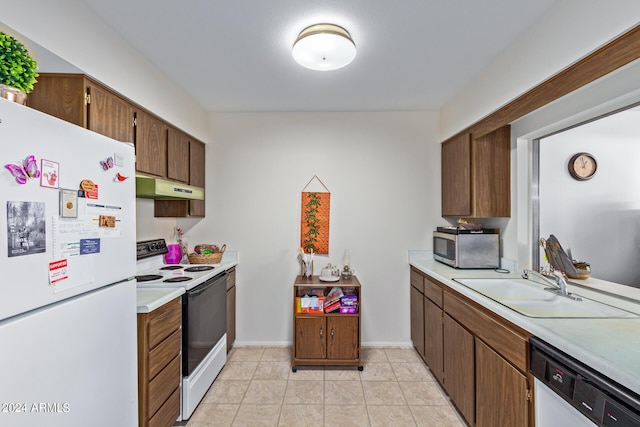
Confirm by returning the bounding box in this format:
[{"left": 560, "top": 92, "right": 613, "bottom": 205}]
[{"left": 0, "top": 31, "right": 38, "bottom": 104}]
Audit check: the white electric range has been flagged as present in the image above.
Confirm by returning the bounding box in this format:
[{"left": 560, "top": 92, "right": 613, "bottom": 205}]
[
  {"left": 135, "top": 240, "right": 224, "bottom": 289},
  {"left": 136, "top": 239, "right": 228, "bottom": 421}
]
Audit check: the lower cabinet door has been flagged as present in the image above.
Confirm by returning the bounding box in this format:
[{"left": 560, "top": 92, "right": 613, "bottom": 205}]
[
  {"left": 475, "top": 338, "right": 529, "bottom": 427},
  {"left": 424, "top": 297, "right": 443, "bottom": 383},
  {"left": 443, "top": 313, "right": 475, "bottom": 425},
  {"left": 295, "top": 317, "right": 326, "bottom": 359},
  {"left": 327, "top": 316, "right": 359, "bottom": 360},
  {"left": 410, "top": 285, "right": 425, "bottom": 357},
  {"left": 226, "top": 285, "right": 236, "bottom": 353}
]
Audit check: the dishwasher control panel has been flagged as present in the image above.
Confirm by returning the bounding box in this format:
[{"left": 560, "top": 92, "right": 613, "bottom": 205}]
[{"left": 530, "top": 337, "right": 640, "bottom": 426}]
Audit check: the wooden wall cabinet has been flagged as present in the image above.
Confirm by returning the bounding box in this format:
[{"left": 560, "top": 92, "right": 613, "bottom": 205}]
[
  {"left": 226, "top": 267, "right": 236, "bottom": 353},
  {"left": 135, "top": 109, "right": 168, "bottom": 178},
  {"left": 29, "top": 73, "right": 171, "bottom": 179},
  {"left": 188, "top": 139, "right": 206, "bottom": 217},
  {"left": 154, "top": 138, "right": 206, "bottom": 217},
  {"left": 292, "top": 276, "right": 362, "bottom": 371},
  {"left": 137, "top": 297, "right": 182, "bottom": 427},
  {"left": 87, "top": 83, "right": 135, "bottom": 143},
  {"left": 27, "top": 73, "right": 135, "bottom": 143},
  {"left": 28, "top": 73, "right": 207, "bottom": 217},
  {"left": 409, "top": 268, "right": 532, "bottom": 426},
  {"left": 441, "top": 125, "right": 511, "bottom": 218},
  {"left": 167, "top": 128, "right": 190, "bottom": 183}
]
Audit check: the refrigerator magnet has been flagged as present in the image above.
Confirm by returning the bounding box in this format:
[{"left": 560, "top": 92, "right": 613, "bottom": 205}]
[
  {"left": 79, "top": 180, "right": 98, "bottom": 199},
  {"left": 100, "top": 156, "right": 114, "bottom": 171},
  {"left": 98, "top": 215, "right": 116, "bottom": 228},
  {"left": 49, "top": 259, "right": 69, "bottom": 284},
  {"left": 40, "top": 159, "right": 59, "bottom": 188},
  {"left": 60, "top": 189, "right": 78, "bottom": 218},
  {"left": 5, "top": 154, "right": 40, "bottom": 185},
  {"left": 114, "top": 152, "right": 125, "bottom": 167}
]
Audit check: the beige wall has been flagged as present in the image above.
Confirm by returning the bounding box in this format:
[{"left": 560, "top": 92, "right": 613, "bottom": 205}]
[{"left": 180, "top": 111, "right": 441, "bottom": 345}]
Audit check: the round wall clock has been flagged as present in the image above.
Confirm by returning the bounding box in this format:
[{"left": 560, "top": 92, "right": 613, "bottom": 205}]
[{"left": 568, "top": 152, "right": 597, "bottom": 181}]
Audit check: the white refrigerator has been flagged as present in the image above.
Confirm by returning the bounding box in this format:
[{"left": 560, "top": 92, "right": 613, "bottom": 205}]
[{"left": 0, "top": 98, "right": 138, "bottom": 426}]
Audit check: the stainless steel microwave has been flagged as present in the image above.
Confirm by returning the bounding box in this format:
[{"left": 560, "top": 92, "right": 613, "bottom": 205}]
[{"left": 433, "top": 228, "right": 499, "bottom": 269}]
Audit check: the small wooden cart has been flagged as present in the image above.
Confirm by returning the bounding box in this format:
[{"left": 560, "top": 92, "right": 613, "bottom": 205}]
[{"left": 291, "top": 275, "right": 362, "bottom": 372}]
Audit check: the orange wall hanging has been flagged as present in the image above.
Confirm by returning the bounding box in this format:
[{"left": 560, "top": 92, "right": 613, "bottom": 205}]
[{"left": 300, "top": 175, "right": 330, "bottom": 255}]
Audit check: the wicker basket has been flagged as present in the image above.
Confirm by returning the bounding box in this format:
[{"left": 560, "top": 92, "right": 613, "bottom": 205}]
[{"left": 187, "top": 244, "right": 226, "bottom": 264}]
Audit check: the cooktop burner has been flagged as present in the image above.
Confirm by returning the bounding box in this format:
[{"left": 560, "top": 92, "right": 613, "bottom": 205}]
[
  {"left": 136, "top": 274, "right": 164, "bottom": 282},
  {"left": 160, "top": 265, "right": 184, "bottom": 270},
  {"left": 163, "top": 276, "right": 193, "bottom": 283},
  {"left": 184, "top": 266, "right": 215, "bottom": 272}
]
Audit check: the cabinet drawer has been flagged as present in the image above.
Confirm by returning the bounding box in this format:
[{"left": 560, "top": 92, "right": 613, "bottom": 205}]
[
  {"left": 410, "top": 268, "right": 424, "bottom": 294},
  {"left": 148, "top": 298, "right": 181, "bottom": 349},
  {"left": 148, "top": 355, "right": 180, "bottom": 418},
  {"left": 423, "top": 276, "right": 443, "bottom": 308},
  {"left": 148, "top": 386, "right": 180, "bottom": 427},
  {"left": 149, "top": 328, "right": 181, "bottom": 380},
  {"left": 444, "top": 291, "right": 529, "bottom": 372}
]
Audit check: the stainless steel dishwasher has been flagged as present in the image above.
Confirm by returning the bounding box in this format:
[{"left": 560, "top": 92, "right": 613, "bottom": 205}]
[{"left": 530, "top": 337, "right": 640, "bottom": 426}]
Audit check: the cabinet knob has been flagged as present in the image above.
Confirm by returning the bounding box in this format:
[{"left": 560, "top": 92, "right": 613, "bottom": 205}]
[
  {"left": 331, "top": 327, "right": 334, "bottom": 339},
  {"left": 320, "top": 327, "right": 323, "bottom": 338}
]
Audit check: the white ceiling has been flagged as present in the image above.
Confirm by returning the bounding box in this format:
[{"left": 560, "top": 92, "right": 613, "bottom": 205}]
[{"left": 69, "top": 0, "right": 560, "bottom": 113}]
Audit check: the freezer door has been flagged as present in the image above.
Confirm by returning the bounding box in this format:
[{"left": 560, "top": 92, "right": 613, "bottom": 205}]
[
  {"left": 0, "top": 280, "right": 138, "bottom": 427},
  {"left": 0, "top": 98, "right": 137, "bottom": 320}
]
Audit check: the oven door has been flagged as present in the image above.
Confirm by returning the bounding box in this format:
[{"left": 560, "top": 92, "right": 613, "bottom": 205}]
[
  {"left": 182, "top": 272, "right": 227, "bottom": 376},
  {"left": 433, "top": 232, "right": 457, "bottom": 267}
]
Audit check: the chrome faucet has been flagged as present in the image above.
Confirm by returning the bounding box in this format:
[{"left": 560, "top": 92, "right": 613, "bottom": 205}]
[
  {"left": 522, "top": 269, "right": 581, "bottom": 300},
  {"left": 522, "top": 269, "right": 568, "bottom": 295},
  {"left": 551, "top": 270, "right": 568, "bottom": 296}
]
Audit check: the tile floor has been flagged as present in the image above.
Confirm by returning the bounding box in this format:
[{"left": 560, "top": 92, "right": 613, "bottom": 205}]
[{"left": 180, "top": 347, "right": 466, "bottom": 427}]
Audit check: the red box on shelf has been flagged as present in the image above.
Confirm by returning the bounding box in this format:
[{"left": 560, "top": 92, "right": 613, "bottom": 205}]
[{"left": 325, "top": 300, "right": 341, "bottom": 313}]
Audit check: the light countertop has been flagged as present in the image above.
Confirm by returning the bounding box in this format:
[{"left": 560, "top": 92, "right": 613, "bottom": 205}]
[
  {"left": 136, "top": 288, "right": 184, "bottom": 313},
  {"left": 409, "top": 256, "right": 640, "bottom": 395}
]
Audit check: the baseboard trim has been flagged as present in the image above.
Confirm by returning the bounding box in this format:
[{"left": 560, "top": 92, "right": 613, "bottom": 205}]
[{"left": 231, "top": 341, "right": 414, "bottom": 348}]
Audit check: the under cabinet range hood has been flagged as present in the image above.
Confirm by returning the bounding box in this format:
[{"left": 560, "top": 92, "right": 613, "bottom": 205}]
[{"left": 135, "top": 175, "right": 204, "bottom": 200}]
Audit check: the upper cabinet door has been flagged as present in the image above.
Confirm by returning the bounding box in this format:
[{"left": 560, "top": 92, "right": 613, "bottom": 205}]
[
  {"left": 472, "top": 125, "right": 510, "bottom": 217},
  {"left": 167, "top": 128, "right": 190, "bottom": 183},
  {"left": 87, "top": 84, "right": 135, "bottom": 143},
  {"left": 26, "top": 74, "right": 87, "bottom": 128},
  {"left": 189, "top": 140, "right": 206, "bottom": 217},
  {"left": 441, "top": 125, "right": 510, "bottom": 218},
  {"left": 189, "top": 140, "right": 205, "bottom": 187},
  {"left": 135, "top": 110, "right": 167, "bottom": 177},
  {"left": 441, "top": 133, "right": 472, "bottom": 216}
]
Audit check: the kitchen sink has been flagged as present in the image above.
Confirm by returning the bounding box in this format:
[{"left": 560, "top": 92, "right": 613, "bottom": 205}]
[{"left": 454, "top": 277, "right": 639, "bottom": 318}]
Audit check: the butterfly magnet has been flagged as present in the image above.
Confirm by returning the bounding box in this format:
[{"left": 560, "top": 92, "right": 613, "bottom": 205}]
[
  {"left": 100, "top": 156, "right": 114, "bottom": 171},
  {"left": 5, "top": 155, "right": 41, "bottom": 184}
]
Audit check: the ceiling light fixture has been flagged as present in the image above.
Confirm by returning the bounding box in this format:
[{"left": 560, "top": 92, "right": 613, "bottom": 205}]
[{"left": 292, "top": 23, "right": 356, "bottom": 71}]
